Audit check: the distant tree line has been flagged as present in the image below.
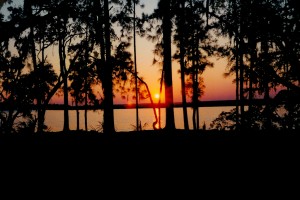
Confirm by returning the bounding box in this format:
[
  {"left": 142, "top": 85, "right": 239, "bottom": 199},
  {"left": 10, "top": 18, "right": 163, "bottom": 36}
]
[{"left": 0, "top": 0, "right": 299, "bottom": 134}]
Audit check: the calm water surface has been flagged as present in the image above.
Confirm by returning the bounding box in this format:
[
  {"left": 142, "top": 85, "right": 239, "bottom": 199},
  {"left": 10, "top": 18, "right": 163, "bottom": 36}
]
[{"left": 44, "top": 107, "right": 234, "bottom": 132}]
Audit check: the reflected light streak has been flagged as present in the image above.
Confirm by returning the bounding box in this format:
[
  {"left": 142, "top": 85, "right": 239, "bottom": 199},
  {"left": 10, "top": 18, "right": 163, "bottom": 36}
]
[{"left": 154, "top": 108, "right": 161, "bottom": 129}]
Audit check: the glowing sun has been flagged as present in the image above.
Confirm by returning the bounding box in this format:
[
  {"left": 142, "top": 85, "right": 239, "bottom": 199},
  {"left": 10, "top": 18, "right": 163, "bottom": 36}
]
[{"left": 154, "top": 93, "right": 160, "bottom": 99}]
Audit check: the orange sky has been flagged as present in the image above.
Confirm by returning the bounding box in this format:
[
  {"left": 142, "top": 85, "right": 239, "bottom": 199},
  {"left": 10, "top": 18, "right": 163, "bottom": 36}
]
[
  {"left": 51, "top": 0, "right": 236, "bottom": 104},
  {"left": 117, "top": 0, "right": 236, "bottom": 104},
  {"left": 130, "top": 49, "right": 235, "bottom": 104},
  {"left": 129, "top": 40, "right": 235, "bottom": 102},
  {"left": 1, "top": 0, "right": 236, "bottom": 104}
]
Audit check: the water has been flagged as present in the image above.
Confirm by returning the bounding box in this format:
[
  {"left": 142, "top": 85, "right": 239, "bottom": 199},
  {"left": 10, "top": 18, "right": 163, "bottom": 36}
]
[{"left": 44, "top": 107, "right": 234, "bottom": 132}]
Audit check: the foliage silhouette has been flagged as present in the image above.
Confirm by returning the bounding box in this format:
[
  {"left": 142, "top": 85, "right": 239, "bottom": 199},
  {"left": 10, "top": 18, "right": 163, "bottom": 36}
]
[{"left": 1, "top": 0, "right": 299, "bottom": 134}]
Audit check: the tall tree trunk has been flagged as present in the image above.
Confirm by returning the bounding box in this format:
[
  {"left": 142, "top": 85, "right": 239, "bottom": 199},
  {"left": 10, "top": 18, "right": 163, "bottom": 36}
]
[
  {"left": 235, "top": 38, "right": 240, "bottom": 130},
  {"left": 58, "top": 37, "right": 70, "bottom": 132},
  {"left": 161, "top": 0, "right": 175, "bottom": 130},
  {"left": 179, "top": 1, "right": 189, "bottom": 131},
  {"left": 239, "top": 41, "right": 244, "bottom": 130},
  {"left": 85, "top": 91, "right": 88, "bottom": 131},
  {"left": 195, "top": 35, "right": 200, "bottom": 130},
  {"left": 103, "top": 0, "right": 115, "bottom": 133},
  {"left": 85, "top": 29, "right": 89, "bottom": 132},
  {"left": 262, "top": 40, "right": 272, "bottom": 130},
  {"left": 95, "top": 0, "right": 105, "bottom": 64},
  {"left": 192, "top": 58, "right": 198, "bottom": 130},
  {"left": 30, "top": 25, "right": 41, "bottom": 133},
  {"left": 191, "top": 28, "right": 199, "bottom": 130},
  {"left": 26, "top": 0, "right": 41, "bottom": 133},
  {"left": 239, "top": 3, "right": 245, "bottom": 130},
  {"left": 249, "top": 34, "right": 256, "bottom": 114},
  {"left": 39, "top": 34, "right": 47, "bottom": 133},
  {"left": 232, "top": 0, "right": 240, "bottom": 131},
  {"left": 133, "top": 1, "right": 139, "bottom": 131},
  {"left": 93, "top": 0, "right": 106, "bottom": 132}
]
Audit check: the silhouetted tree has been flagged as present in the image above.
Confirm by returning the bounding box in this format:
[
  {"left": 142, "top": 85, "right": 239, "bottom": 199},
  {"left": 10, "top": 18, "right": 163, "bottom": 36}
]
[
  {"left": 214, "top": 0, "right": 300, "bottom": 130},
  {"left": 0, "top": 49, "right": 35, "bottom": 133},
  {"left": 2, "top": 0, "right": 299, "bottom": 133},
  {"left": 173, "top": 0, "right": 189, "bottom": 130},
  {"left": 157, "top": 0, "right": 175, "bottom": 130},
  {"left": 23, "top": 0, "right": 44, "bottom": 132},
  {"left": 175, "top": 0, "right": 216, "bottom": 130},
  {"left": 101, "top": 0, "right": 115, "bottom": 133}
]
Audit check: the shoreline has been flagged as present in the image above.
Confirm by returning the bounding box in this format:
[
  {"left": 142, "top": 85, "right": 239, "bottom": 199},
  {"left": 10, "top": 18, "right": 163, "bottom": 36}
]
[{"left": 1, "top": 129, "right": 298, "bottom": 145}]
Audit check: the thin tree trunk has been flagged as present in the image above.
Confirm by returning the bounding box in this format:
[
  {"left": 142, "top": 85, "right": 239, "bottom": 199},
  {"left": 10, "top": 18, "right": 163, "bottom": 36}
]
[
  {"left": 85, "top": 92, "right": 88, "bottom": 131},
  {"left": 133, "top": 1, "right": 139, "bottom": 131},
  {"left": 179, "top": 1, "right": 189, "bottom": 131},
  {"left": 239, "top": 4, "right": 244, "bottom": 130},
  {"left": 195, "top": 35, "right": 200, "bottom": 130},
  {"left": 249, "top": 34, "right": 256, "bottom": 114},
  {"left": 162, "top": 0, "right": 175, "bottom": 130},
  {"left": 123, "top": 67, "right": 159, "bottom": 129},
  {"left": 192, "top": 30, "right": 198, "bottom": 130},
  {"left": 103, "top": 0, "right": 115, "bottom": 133},
  {"left": 30, "top": 26, "right": 41, "bottom": 133},
  {"left": 94, "top": 0, "right": 106, "bottom": 132},
  {"left": 39, "top": 35, "right": 47, "bottom": 133},
  {"left": 58, "top": 37, "right": 70, "bottom": 132},
  {"left": 235, "top": 38, "right": 240, "bottom": 130},
  {"left": 85, "top": 25, "right": 89, "bottom": 132},
  {"left": 239, "top": 41, "right": 244, "bottom": 129},
  {"left": 262, "top": 40, "right": 272, "bottom": 129},
  {"left": 27, "top": 2, "right": 41, "bottom": 133},
  {"left": 196, "top": 77, "right": 199, "bottom": 130},
  {"left": 94, "top": 0, "right": 105, "bottom": 61},
  {"left": 192, "top": 61, "right": 198, "bottom": 130},
  {"left": 232, "top": 0, "right": 240, "bottom": 131}
]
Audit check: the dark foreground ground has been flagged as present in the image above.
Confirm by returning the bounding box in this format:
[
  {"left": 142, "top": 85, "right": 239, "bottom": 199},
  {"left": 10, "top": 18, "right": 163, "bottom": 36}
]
[
  {"left": 1, "top": 129, "right": 299, "bottom": 197},
  {"left": 1, "top": 129, "right": 299, "bottom": 151},
  {"left": 1, "top": 129, "right": 299, "bottom": 145},
  {"left": 1, "top": 129, "right": 299, "bottom": 174}
]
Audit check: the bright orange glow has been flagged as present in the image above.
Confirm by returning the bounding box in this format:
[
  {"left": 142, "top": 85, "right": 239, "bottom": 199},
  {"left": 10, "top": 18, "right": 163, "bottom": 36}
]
[
  {"left": 154, "top": 121, "right": 160, "bottom": 130},
  {"left": 154, "top": 93, "right": 160, "bottom": 99},
  {"left": 154, "top": 108, "right": 161, "bottom": 129}
]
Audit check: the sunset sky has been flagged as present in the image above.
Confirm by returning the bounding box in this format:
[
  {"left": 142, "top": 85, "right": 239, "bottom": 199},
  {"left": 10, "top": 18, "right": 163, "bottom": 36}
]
[
  {"left": 127, "top": 0, "right": 235, "bottom": 103},
  {"left": 1, "top": 0, "right": 236, "bottom": 105}
]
